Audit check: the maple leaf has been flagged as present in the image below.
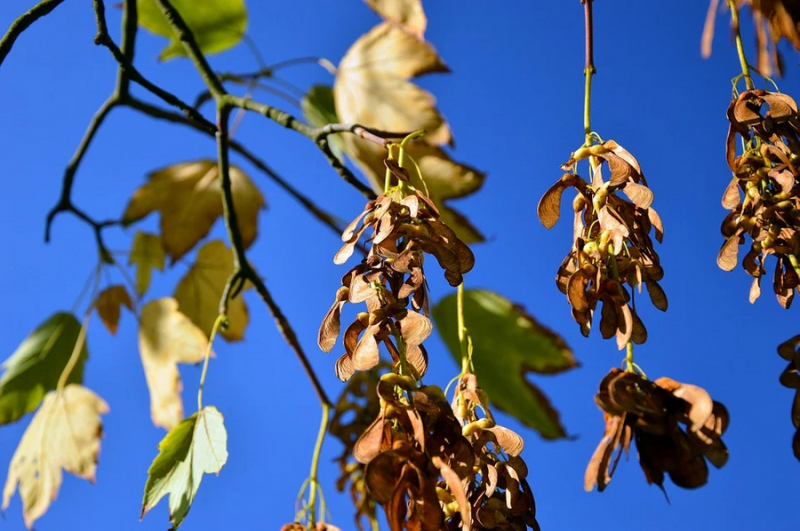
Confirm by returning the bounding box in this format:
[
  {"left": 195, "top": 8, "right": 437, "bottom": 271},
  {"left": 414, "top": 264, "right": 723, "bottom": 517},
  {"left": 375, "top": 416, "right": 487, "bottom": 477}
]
[
  {"left": 0, "top": 313, "right": 88, "bottom": 426},
  {"left": 122, "top": 160, "right": 265, "bottom": 263},
  {"left": 2, "top": 385, "right": 108, "bottom": 529},
  {"left": 94, "top": 285, "right": 133, "bottom": 335},
  {"left": 174, "top": 240, "right": 249, "bottom": 342},
  {"left": 433, "top": 289, "right": 576, "bottom": 439},
  {"left": 136, "top": 0, "right": 248, "bottom": 61},
  {"left": 141, "top": 406, "right": 228, "bottom": 529},
  {"left": 365, "top": 0, "right": 427, "bottom": 39},
  {"left": 139, "top": 298, "right": 210, "bottom": 430},
  {"left": 334, "top": 22, "right": 450, "bottom": 145}
]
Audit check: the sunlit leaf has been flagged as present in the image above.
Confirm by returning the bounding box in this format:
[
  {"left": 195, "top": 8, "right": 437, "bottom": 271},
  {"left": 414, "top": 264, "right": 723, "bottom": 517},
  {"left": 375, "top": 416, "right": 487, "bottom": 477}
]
[
  {"left": 2, "top": 385, "right": 108, "bottom": 529},
  {"left": 334, "top": 22, "right": 450, "bottom": 145},
  {"left": 433, "top": 289, "right": 576, "bottom": 439},
  {"left": 139, "top": 298, "right": 210, "bottom": 430},
  {"left": 365, "top": 0, "right": 427, "bottom": 38},
  {"left": 0, "top": 313, "right": 87, "bottom": 426},
  {"left": 141, "top": 406, "right": 228, "bottom": 529},
  {"left": 302, "top": 84, "right": 345, "bottom": 163},
  {"left": 174, "top": 240, "right": 249, "bottom": 342},
  {"left": 95, "top": 285, "right": 133, "bottom": 335},
  {"left": 129, "top": 231, "right": 166, "bottom": 296},
  {"left": 122, "top": 160, "right": 266, "bottom": 263},
  {"left": 136, "top": 0, "right": 248, "bottom": 61}
]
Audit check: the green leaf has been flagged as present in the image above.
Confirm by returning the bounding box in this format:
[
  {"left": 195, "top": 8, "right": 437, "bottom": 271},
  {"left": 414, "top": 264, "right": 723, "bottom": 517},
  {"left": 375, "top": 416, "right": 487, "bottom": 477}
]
[
  {"left": 141, "top": 406, "right": 228, "bottom": 529},
  {"left": 137, "top": 0, "right": 248, "bottom": 61},
  {"left": 433, "top": 289, "right": 576, "bottom": 439},
  {"left": 301, "top": 84, "right": 344, "bottom": 163},
  {"left": 0, "top": 313, "right": 88, "bottom": 426}
]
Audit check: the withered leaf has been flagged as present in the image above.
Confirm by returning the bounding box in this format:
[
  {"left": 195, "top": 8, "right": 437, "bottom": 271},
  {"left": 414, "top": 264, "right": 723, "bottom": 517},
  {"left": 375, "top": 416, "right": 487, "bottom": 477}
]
[
  {"left": 94, "top": 285, "right": 133, "bottom": 335},
  {"left": 365, "top": 0, "right": 427, "bottom": 38},
  {"left": 122, "top": 160, "right": 265, "bottom": 262}
]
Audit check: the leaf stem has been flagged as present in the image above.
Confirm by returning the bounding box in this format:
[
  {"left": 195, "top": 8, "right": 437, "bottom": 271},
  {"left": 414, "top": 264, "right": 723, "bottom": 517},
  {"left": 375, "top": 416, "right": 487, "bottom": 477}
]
[
  {"left": 727, "top": 0, "right": 754, "bottom": 90},
  {"left": 198, "top": 315, "right": 226, "bottom": 411}
]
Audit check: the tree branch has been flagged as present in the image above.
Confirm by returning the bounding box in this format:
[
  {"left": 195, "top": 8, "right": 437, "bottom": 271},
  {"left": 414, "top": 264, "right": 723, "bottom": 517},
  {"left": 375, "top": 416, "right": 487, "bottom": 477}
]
[{"left": 0, "top": 0, "right": 65, "bottom": 67}]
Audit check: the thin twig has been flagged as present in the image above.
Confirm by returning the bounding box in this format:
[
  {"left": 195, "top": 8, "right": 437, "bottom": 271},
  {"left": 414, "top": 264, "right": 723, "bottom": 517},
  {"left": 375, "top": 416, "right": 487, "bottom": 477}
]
[{"left": 0, "top": 0, "right": 65, "bottom": 67}]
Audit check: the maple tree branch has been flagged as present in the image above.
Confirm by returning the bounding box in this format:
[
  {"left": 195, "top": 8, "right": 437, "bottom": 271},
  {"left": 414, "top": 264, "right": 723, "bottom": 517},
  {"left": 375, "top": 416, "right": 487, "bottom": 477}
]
[{"left": 0, "top": 0, "right": 65, "bottom": 67}]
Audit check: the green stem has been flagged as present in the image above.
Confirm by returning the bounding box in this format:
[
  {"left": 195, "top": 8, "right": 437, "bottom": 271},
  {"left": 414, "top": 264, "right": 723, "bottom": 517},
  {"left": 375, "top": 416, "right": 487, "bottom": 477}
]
[
  {"left": 728, "top": 0, "right": 754, "bottom": 90},
  {"left": 457, "top": 283, "right": 470, "bottom": 374},
  {"left": 582, "top": 0, "right": 595, "bottom": 147},
  {"left": 197, "top": 315, "right": 226, "bottom": 411},
  {"left": 624, "top": 342, "right": 634, "bottom": 373},
  {"left": 305, "top": 402, "right": 330, "bottom": 527}
]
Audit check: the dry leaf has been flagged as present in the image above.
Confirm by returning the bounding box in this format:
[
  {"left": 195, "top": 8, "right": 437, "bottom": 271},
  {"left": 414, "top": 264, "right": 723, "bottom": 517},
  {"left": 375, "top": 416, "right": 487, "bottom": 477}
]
[
  {"left": 122, "top": 160, "right": 265, "bottom": 262},
  {"left": 139, "top": 298, "right": 210, "bottom": 430},
  {"left": 174, "top": 240, "right": 249, "bottom": 342},
  {"left": 365, "top": 0, "right": 426, "bottom": 37},
  {"left": 129, "top": 231, "right": 165, "bottom": 296},
  {"left": 94, "top": 285, "right": 133, "bottom": 335},
  {"left": 334, "top": 22, "right": 450, "bottom": 145},
  {"left": 2, "top": 385, "right": 108, "bottom": 529}
]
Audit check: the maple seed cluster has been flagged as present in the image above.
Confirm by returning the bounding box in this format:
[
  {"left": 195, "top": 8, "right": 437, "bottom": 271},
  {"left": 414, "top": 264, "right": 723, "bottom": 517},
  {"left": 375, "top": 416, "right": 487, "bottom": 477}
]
[
  {"left": 717, "top": 89, "right": 800, "bottom": 308},
  {"left": 538, "top": 141, "right": 666, "bottom": 348},
  {"left": 318, "top": 158, "right": 474, "bottom": 381},
  {"left": 585, "top": 368, "right": 729, "bottom": 493},
  {"left": 777, "top": 335, "right": 800, "bottom": 460}
]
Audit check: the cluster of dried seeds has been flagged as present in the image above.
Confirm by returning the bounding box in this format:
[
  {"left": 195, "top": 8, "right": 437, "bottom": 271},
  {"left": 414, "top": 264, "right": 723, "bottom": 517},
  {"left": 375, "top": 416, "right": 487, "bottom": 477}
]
[
  {"left": 318, "top": 158, "right": 474, "bottom": 381},
  {"left": 777, "top": 335, "right": 800, "bottom": 460},
  {"left": 585, "top": 368, "right": 729, "bottom": 493},
  {"left": 718, "top": 89, "right": 800, "bottom": 307},
  {"left": 538, "top": 141, "right": 666, "bottom": 348}
]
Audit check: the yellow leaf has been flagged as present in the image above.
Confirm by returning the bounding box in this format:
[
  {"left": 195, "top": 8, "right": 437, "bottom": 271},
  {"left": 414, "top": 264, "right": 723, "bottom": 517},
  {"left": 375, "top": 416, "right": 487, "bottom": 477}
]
[
  {"left": 94, "top": 285, "right": 133, "bottom": 335},
  {"left": 365, "top": 0, "right": 427, "bottom": 38},
  {"left": 129, "top": 231, "right": 165, "bottom": 296},
  {"left": 334, "top": 22, "right": 451, "bottom": 145},
  {"left": 2, "top": 385, "right": 108, "bottom": 529},
  {"left": 174, "top": 240, "right": 249, "bottom": 342},
  {"left": 122, "top": 160, "right": 265, "bottom": 262},
  {"left": 139, "top": 298, "right": 210, "bottom": 430}
]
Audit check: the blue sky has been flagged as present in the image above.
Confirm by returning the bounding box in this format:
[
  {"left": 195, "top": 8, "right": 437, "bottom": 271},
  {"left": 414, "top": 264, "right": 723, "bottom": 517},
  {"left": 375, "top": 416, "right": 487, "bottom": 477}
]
[{"left": 1, "top": 1, "right": 799, "bottom": 530}]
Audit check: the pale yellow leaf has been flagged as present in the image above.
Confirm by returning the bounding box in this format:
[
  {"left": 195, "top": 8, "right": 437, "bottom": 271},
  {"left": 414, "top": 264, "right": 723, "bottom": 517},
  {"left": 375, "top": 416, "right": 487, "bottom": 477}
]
[
  {"left": 334, "top": 22, "right": 451, "bottom": 145},
  {"left": 122, "top": 160, "right": 265, "bottom": 262},
  {"left": 365, "top": 0, "right": 426, "bottom": 38},
  {"left": 2, "top": 385, "right": 108, "bottom": 529},
  {"left": 94, "top": 285, "right": 133, "bottom": 335},
  {"left": 174, "top": 240, "right": 249, "bottom": 342},
  {"left": 139, "top": 298, "right": 210, "bottom": 430},
  {"left": 129, "top": 231, "right": 165, "bottom": 296}
]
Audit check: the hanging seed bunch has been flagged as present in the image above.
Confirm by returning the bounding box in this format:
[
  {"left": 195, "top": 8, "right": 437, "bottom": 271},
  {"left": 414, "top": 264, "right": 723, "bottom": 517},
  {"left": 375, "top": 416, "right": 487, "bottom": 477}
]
[
  {"left": 718, "top": 89, "right": 800, "bottom": 308},
  {"left": 584, "top": 368, "right": 729, "bottom": 493},
  {"left": 318, "top": 157, "right": 474, "bottom": 381},
  {"left": 702, "top": 0, "right": 800, "bottom": 77},
  {"left": 449, "top": 373, "right": 540, "bottom": 530},
  {"left": 329, "top": 368, "right": 384, "bottom": 530},
  {"left": 777, "top": 335, "right": 800, "bottom": 460},
  {"left": 538, "top": 141, "right": 667, "bottom": 348}
]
